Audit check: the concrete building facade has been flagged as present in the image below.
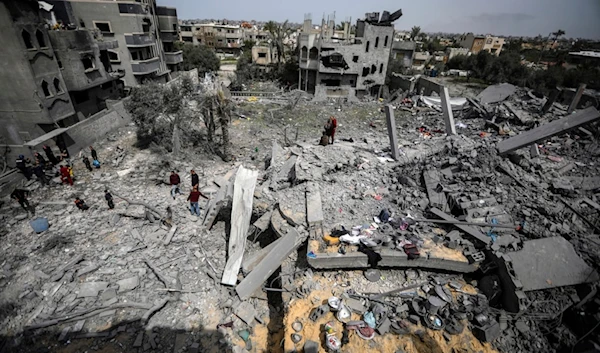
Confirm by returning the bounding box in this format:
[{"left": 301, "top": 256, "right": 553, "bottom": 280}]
[
  {"left": 196, "top": 24, "right": 244, "bottom": 57},
  {"left": 298, "top": 10, "right": 402, "bottom": 100},
  {"left": 0, "top": 0, "right": 122, "bottom": 145},
  {"left": 446, "top": 47, "right": 470, "bottom": 60},
  {"left": 48, "top": 0, "right": 182, "bottom": 87},
  {"left": 391, "top": 41, "right": 416, "bottom": 69},
  {"left": 459, "top": 33, "right": 504, "bottom": 56}
]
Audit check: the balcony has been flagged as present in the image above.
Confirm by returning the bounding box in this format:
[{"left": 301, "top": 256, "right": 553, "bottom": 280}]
[
  {"left": 131, "top": 57, "right": 161, "bottom": 75},
  {"left": 125, "top": 34, "right": 155, "bottom": 48},
  {"left": 164, "top": 51, "right": 183, "bottom": 64},
  {"left": 160, "top": 32, "right": 177, "bottom": 42}
]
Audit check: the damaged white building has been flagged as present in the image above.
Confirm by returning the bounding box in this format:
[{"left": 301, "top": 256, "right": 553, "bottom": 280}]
[{"left": 298, "top": 10, "right": 402, "bottom": 101}]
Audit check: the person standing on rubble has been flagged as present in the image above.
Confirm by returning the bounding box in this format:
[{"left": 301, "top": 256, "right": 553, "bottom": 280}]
[
  {"left": 16, "top": 155, "right": 32, "bottom": 180},
  {"left": 82, "top": 155, "right": 92, "bottom": 171},
  {"left": 190, "top": 169, "right": 199, "bottom": 188},
  {"left": 324, "top": 116, "right": 338, "bottom": 144},
  {"left": 33, "top": 161, "right": 48, "bottom": 186},
  {"left": 170, "top": 171, "right": 183, "bottom": 199},
  {"left": 104, "top": 190, "right": 114, "bottom": 209},
  {"left": 43, "top": 145, "right": 58, "bottom": 166},
  {"left": 60, "top": 165, "right": 73, "bottom": 186},
  {"left": 90, "top": 146, "right": 99, "bottom": 163},
  {"left": 187, "top": 185, "right": 209, "bottom": 217},
  {"left": 74, "top": 197, "right": 89, "bottom": 211},
  {"left": 34, "top": 151, "right": 46, "bottom": 167}
]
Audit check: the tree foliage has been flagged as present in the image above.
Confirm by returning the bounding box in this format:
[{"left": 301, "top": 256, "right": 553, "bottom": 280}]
[
  {"left": 410, "top": 26, "right": 421, "bottom": 40},
  {"left": 264, "top": 20, "right": 293, "bottom": 65},
  {"left": 175, "top": 42, "right": 220, "bottom": 77}
]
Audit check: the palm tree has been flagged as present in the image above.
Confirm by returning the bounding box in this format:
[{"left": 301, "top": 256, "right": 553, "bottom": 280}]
[
  {"left": 264, "top": 20, "right": 292, "bottom": 66},
  {"left": 551, "top": 29, "right": 566, "bottom": 42},
  {"left": 410, "top": 26, "right": 421, "bottom": 40}
]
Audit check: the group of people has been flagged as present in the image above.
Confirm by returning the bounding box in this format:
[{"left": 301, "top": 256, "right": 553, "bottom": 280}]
[
  {"left": 170, "top": 170, "right": 210, "bottom": 217},
  {"left": 72, "top": 190, "right": 113, "bottom": 212}
]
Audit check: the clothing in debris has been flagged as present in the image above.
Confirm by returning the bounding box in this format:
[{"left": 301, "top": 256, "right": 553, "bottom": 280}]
[
  {"left": 74, "top": 198, "right": 89, "bottom": 211},
  {"left": 92, "top": 159, "right": 101, "bottom": 168},
  {"left": 105, "top": 190, "right": 114, "bottom": 209}
]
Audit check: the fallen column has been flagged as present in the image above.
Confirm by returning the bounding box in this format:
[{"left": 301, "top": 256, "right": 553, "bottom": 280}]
[
  {"left": 567, "top": 83, "right": 586, "bottom": 114},
  {"left": 497, "top": 107, "right": 600, "bottom": 155},
  {"left": 384, "top": 105, "right": 399, "bottom": 160},
  {"left": 440, "top": 86, "right": 457, "bottom": 135},
  {"left": 221, "top": 166, "right": 258, "bottom": 286}
]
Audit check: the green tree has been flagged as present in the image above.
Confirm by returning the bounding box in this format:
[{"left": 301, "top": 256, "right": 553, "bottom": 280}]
[
  {"left": 410, "top": 26, "right": 421, "bottom": 40},
  {"left": 175, "top": 42, "right": 220, "bottom": 77}
]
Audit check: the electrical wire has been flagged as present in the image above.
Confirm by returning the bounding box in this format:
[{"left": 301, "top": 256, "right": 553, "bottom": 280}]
[{"left": 571, "top": 320, "right": 600, "bottom": 353}]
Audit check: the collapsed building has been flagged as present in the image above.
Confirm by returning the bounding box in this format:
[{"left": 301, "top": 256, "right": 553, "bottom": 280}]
[{"left": 298, "top": 10, "right": 402, "bottom": 101}]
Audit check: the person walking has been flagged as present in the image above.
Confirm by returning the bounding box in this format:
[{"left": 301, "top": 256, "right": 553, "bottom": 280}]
[
  {"left": 74, "top": 197, "right": 89, "bottom": 211},
  {"left": 43, "top": 145, "right": 58, "bottom": 166},
  {"left": 170, "top": 171, "right": 182, "bottom": 199},
  {"left": 82, "top": 155, "right": 92, "bottom": 171},
  {"left": 105, "top": 190, "right": 114, "bottom": 209},
  {"left": 60, "top": 165, "right": 73, "bottom": 185},
  {"left": 11, "top": 189, "right": 32, "bottom": 213},
  {"left": 33, "top": 161, "right": 48, "bottom": 186},
  {"left": 90, "top": 146, "right": 99, "bottom": 163},
  {"left": 190, "top": 169, "right": 199, "bottom": 188},
  {"left": 324, "top": 116, "right": 338, "bottom": 144},
  {"left": 187, "top": 186, "right": 209, "bottom": 217}
]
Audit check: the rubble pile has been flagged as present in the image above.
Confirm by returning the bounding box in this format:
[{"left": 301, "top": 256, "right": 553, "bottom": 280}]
[{"left": 0, "top": 79, "right": 599, "bottom": 353}]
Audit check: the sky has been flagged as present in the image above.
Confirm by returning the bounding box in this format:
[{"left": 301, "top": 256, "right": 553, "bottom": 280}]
[{"left": 158, "top": 0, "right": 600, "bottom": 40}]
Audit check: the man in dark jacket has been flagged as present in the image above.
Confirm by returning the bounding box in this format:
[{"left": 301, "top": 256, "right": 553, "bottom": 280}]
[
  {"left": 16, "top": 155, "right": 32, "bottom": 180},
  {"left": 105, "top": 190, "right": 114, "bottom": 209},
  {"left": 43, "top": 145, "right": 58, "bottom": 165},
  {"left": 170, "top": 171, "right": 182, "bottom": 199},
  {"left": 33, "top": 161, "right": 48, "bottom": 186},
  {"left": 82, "top": 156, "right": 92, "bottom": 171},
  {"left": 90, "top": 146, "right": 98, "bottom": 162},
  {"left": 34, "top": 152, "right": 46, "bottom": 167},
  {"left": 11, "top": 189, "right": 31, "bottom": 212},
  {"left": 191, "top": 169, "right": 199, "bottom": 188},
  {"left": 187, "top": 186, "right": 209, "bottom": 216}
]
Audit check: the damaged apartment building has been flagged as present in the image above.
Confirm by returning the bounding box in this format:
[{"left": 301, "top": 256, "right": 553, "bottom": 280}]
[
  {"left": 298, "top": 10, "right": 403, "bottom": 100},
  {"left": 0, "top": 0, "right": 124, "bottom": 145}
]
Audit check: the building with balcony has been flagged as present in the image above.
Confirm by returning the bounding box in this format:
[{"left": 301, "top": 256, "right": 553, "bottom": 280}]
[
  {"left": 459, "top": 33, "right": 504, "bottom": 56},
  {"left": 298, "top": 10, "right": 402, "bottom": 100},
  {"left": 482, "top": 36, "right": 504, "bottom": 56},
  {"left": 195, "top": 24, "right": 244, "bottom": 58},
  {"left": 0, "top": 0, "right": 123, "bottom": 145},
  {"left": 48, "top": 0, "right": 182, "bottom": 86}
]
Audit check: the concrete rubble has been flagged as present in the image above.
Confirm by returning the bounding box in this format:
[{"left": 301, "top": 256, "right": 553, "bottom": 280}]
[{"left": 0, "top": 76, "right": 599, "bottom": 353}]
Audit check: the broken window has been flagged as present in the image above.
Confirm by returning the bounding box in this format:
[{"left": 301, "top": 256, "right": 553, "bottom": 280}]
[
  {"left": 53, "top": 78, "right": 62, "bottom": 93},
  {"left": 142, "top": 18, "right": 151, "bottom": 33},
  {"left": 22, "top": 30, "right": 33, "bottom": 49},
  {"left": 379, "top": 63, "right": 384, "bottom": 73},
  {"left": 366, "top": 41, "right": 370, "bottom": 52},
  {"left": 82, "top": 55, "right": 94, "bottom": 70},
  {"left": 384, "top": 35, "right": 389, "bottom": 47},
  {"left": 41, "top": 80, "right": 51, "bottom": 97},
  {"left": 108, "top": 50, "right": 119, "bottom": 62},
  {"left": 352, "top": 55, "right": 358, "bottom": 62},
  {"left": 321, "top": 79, "right": 341, "bottom": 86},
  {"left": 309, "top": 47, "right": 318, "bottom": 60},
  {"left": 329, "top": 53, "right": 343, "bottom": 64},
  {"left": 371, "top": 65, "right": 376, "bottom": 74},
  {"left": 94, "top": 22, "right": 111, "bottom": 33},
  {"left": 258, "top": 52, "right": 267, "bottom": 58},
  {"left": 36, "top": 30, "right": 46, "bottom": 48},
  {"left": 375, "top": 37, "right": 379, "bottom": 48},
  {"left": 362, "top": 67, "right": 369, "bottom": 77}
]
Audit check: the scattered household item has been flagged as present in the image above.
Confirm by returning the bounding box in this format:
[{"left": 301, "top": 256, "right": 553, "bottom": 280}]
[{"left": 29, "top": 217, "right": 49, "bottom": 233}]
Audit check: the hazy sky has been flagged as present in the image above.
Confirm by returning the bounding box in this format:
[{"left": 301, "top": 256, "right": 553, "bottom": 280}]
[{"left": 158, "top": 0, "right": 600, "bottom": 39}]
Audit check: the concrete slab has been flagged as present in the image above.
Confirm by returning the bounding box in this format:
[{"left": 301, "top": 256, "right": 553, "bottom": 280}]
[
  {"left": 77, "top": 282, "right": 109, "bottom": 298},
  {"left": 234, "top": 301, "right": 256, "bottom": 325},
  {"left": 116, "top": 276, "right": 139, "bottom": 293},
  {"left": 306, "top": 183, "right": 323, "bottom": 225},
  {"left": 384, "top": 105, "right": 399, "bottom": 160},
  {"left": 476, "top": 83, "right": 517, "bottom": 104},
  {"left": 509, "top": 237, "right": 599, "bottom": 291}
]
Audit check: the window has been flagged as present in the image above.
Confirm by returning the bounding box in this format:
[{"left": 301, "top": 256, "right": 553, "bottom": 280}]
[
  {"left": 82, "top": 55, "right": 94, "bottom": 70},
  {"left": 36, "top": 30, "right": 46, "bottom": 48},
  {"left": 375, "top": 37, "right": 379, "bottom": 48},
  {"left": 108, "top": 50, "right": 120, "bottom": 62},
  {"left": 379, "top": 63, "right": 383, "bottom": 73},
  {"left": 57, "top": 59, "right": 63, "bottom": 68},
  {"left": 362, "top": 67, "right": 369, "bottom": 77},
  {"left": 41, "top": 80, "right": 51, "bottom": 97},
  {"left": 384, "top": 35, "right": 389, "bottom": 47},
  {"left": 330, "top": 53, "right": 343, "bottom": 64},
  {"left": 258, "top": 52, "right": 266, "bottom": 58},
  {"left": 366, "top": 41, "right": 370, "bottom": 52},
  {"left": 22, "top": 30, "right": 33, "bottom": 49},
  {"left": 371, "top": 65, "right": 376, "bottom": 74},
  {"left": 142, "top": 18, "right": 151, "bottom": 33},
  {"left": 94, "top": 22, "right": 111, "bottom": 33},
  {"left": 352, "top": 55, "right": 358, "bottom": 62},
  {"left": 53, "top": 78, "right": 62, "bottom": 93},
  {"left": 172, "top": 24, "right": 177, "bottom": 31}
]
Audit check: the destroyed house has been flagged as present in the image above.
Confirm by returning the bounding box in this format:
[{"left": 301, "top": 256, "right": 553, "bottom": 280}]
[{"left": 298, "top": 10, "right": 402, "bottom": 100}]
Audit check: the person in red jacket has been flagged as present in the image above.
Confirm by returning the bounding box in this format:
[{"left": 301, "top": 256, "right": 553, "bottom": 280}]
[
  {"left": 325, "top": 116, "right": 338, "bottom": 144},
  {"left": 187, "top": 186, "right": 209, "bottom": 216},
  {"left": 60, "top": 165, "right": 73, "bottom": 185},
  {"left": 169, "top": 171, "right": 182, "bottom": 199}
]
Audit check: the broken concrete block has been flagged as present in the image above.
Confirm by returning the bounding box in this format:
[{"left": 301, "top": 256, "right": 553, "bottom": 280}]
[
  {"left": 303, "top": 340, "right": 319, "bottom": 353},
  {"left": 234, "top": 302, "right": 256, "bottom": 325},
  {"left": 100, "top": 288, "right": 117, "bottom": 301},
  {"left": 133, "top": 331, "right": 144, "bottom": 348},
  {"left": 344, "top": 298, "right": 366, "bottom": 314},
  {"left": 116, "top": 276, "right": 139, "bottom": 293},
  {"left": 58, "top": 326, "right": 71, "bottom": 341},
  {"left": 77, "top": 282, "right": 109, "bottom": 298},
  {"left": 376, "top": 316, "right": 392, "bottom": 335}
]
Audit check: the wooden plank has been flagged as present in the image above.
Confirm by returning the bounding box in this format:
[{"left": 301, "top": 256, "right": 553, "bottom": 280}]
[
  {"left": 236, "top": 230, "right": 299, "bottom": 300},
  {"left": 221, "top": 166, "right": 259, "bottom": 286},
  {"left": 497, "top": 107, "right": 600, "bottom": 155},
  {"left": 429, "top": 208, "right": 491, "bottom": 246}
]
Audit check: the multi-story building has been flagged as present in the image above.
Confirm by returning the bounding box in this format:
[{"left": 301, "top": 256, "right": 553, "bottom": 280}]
[
  {"left": 180, "top": 23, "right": 201, "bottom": 45},
  {"left": 48, "top": 0, "right": 183, "bottom": 86},
  {"left": 459, "top": 33, "right": 504, "bottom": 56},
  {"left": 0, "top": 0, "right": 123, "bottom": 145},
  {"left": 446, "top": 47, "right": 470, "bottom": 60},
  {"left": 195, "top": 24, "right": 244, "bottom": 57},
  {"left": 391, "top": 41, "right": 416, "bottom": 69},
  {"left": 298, "top": 10, "right": 402, "bottom": 100},
  {"left": 252, "top": 44, "right": 277, "bottom": 67}
]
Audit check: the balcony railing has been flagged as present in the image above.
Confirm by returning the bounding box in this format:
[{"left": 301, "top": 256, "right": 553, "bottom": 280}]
[
  {"left": 164, "top": 51, "right": 183, "bottom": 64},
  {"left": 125, "top": 34, "right": 155, "bottom": 47},
  {"left": 131, "top": 57, "right": 161, "bottom": 75},
  {"left": 160, "top": 32, "right": 177, "bottom": 42}
]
